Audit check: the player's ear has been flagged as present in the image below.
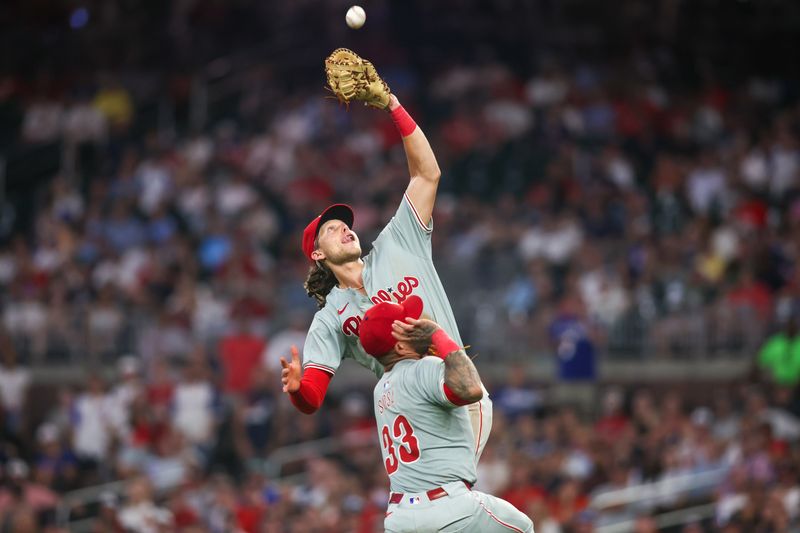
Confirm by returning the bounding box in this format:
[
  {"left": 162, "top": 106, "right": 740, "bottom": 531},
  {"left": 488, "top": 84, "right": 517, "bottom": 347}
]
[
  {"left": 395, "top": 340, "right": 421, "bottom": 357},
  {"left": 394, "top": 341, "right": 409, "bottom": 356},
  {"left": 311, "top": 249, "right": 325, "bottom": 261}
]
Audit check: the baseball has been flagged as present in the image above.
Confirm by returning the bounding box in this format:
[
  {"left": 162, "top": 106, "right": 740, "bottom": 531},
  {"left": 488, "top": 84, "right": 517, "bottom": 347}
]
[{"left": 346, "top": 5, "right": 366, "bottom": 29}]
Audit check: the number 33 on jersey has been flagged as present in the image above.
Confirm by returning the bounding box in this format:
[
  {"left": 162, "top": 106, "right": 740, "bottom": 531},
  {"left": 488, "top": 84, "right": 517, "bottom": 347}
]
[
  {"left": 373, "top": 357, "right": 477, "bottom": 492},
  {"left": 381, "top": 415, "right": 420, "bottom": 474}
]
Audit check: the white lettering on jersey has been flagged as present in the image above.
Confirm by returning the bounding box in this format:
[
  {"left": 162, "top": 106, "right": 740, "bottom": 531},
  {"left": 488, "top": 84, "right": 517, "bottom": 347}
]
[{"left": 378, "top": 383, "right": 395, "bottom": 414}]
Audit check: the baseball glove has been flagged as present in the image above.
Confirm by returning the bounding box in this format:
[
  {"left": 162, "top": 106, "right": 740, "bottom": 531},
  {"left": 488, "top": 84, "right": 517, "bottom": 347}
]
[{"left": 324, "top": 48, "right": 391, "bottom": 109}]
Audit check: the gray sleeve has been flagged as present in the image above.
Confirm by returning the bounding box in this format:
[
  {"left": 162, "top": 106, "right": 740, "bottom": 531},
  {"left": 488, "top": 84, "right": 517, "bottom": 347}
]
[
  {"left": 302, "top": 312, "right": 345, "bottom": 375},
  {"left": 410, "top": 357, "right": 457, "bottom": 409},
  {"left": 373, "top": 193, "right": 433, "bottom": 259}
]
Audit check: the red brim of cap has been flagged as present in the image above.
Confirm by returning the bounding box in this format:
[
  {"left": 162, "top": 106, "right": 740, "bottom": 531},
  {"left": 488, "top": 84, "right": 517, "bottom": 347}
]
[
  {"left": 301, "top": 204, "right": 354, "bottom": 261},
  {"left": 401, "top": 295, "right": 424, "bottom": 321},
  {"left": 359, "top": 295, "right": 425, "bottom": 357}
]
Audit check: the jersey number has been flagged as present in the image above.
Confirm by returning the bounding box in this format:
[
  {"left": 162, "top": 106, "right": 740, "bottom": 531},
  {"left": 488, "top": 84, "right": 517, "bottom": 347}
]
[{"left": 381, "top": 415, "right": 420, "bottom": 475}]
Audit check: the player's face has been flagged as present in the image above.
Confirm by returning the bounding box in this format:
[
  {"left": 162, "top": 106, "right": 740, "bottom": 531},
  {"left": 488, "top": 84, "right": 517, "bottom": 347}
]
[{"left": 315, "top": 219, "right": 361, "bottom": 265}]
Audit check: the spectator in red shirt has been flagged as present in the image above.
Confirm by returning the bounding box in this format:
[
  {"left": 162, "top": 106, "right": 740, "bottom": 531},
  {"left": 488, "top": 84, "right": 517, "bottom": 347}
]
[
  {"left": 717, "top": 267, "right": 773, "bottom": 352},
  {"left": 594, "top": 387, "right": 630, "bottom": 442},
  {"left": 548, "top": 479, "right": 589, "bottom": 524},
  {"left": 235, "top": 477, "right": 267, "bottom": 533},
  {"left": 500, "top": 459, "right": 546, "bottom": 514},
  {"left": 727, "top": 268, "right": 773, "bottom": 321},
  {"left": 146, "top": 358, "right": 175, "bottom": 410},
  {"left": 219, "top": 318, "right": 265, "bottom": 396}
]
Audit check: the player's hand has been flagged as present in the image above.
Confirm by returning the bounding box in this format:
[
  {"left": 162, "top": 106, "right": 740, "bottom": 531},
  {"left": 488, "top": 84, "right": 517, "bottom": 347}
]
[
  {"left": 280, "top": 345, "right": 302, "bottom": 393},
  {"left": 391, "top": 317, "right": 440, "bottom": 342}
]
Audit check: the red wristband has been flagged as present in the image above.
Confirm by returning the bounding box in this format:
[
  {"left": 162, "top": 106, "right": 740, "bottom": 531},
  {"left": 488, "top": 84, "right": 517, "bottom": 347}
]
[
  {"left": 431, "top": 329, "right": 460, "bottom": 360},
  {"left": 390, "top": 105, "right": 417, "bottom": 137}
]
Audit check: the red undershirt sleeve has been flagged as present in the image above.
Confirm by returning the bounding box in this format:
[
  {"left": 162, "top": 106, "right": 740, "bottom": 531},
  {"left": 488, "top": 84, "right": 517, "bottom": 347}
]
[
  {"left": 289, "top": 367, "right": 333, "bottom": 414},
  {"left": 443, "top": 383, "right": 473, "bottom": 406}
]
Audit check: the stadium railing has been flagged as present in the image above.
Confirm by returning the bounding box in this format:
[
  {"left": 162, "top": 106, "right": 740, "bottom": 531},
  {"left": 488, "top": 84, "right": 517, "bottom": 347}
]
[
  {"left": 590, "top": 467, "right": 728, "bottom": 511},
  {"left": 55, "top": 432, "right": 728, "bottom": 531},
  {"left": 259, "top": 426, "right": 375, "bottom": 479},
  {"left": 10, "top": 288, "right": 763, "bottom": 373},
  {"left": 56, "top": 478, "right": 129, "bottom": 532},
  {"left": 589, "top": 466, "right": 729, "bottom": 532},
  {"left": 595, "top": 503, "right": 717, "bottom": 533},
  {"left": 54, "top": 429, "right": 374, "bottom": 530}
]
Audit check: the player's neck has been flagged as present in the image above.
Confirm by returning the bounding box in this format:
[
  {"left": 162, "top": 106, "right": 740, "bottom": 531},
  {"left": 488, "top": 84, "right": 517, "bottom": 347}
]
[
  {"left": 332, "top": 259, "right": 365, "bottom": 292},
  {"left": 382, "top": 353, "right": 422, "bottom": 371}
]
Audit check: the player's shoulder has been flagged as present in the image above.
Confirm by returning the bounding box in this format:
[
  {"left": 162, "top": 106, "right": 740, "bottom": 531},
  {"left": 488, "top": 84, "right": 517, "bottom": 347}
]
[
  {"left": 373, "top": 374, "right": 390, "bottom": 396},
  {"left": 367, "top": 223, "right": 396, "bottom": 256},
  {"left": 418, "top": 355, "right": 444, "bottom": 368},
  {"left": 404, "top": 356, "right": 443, "bottom": 378},
  {"left": 369, "top": 198, "right": 414, "bottom": 249},
  {"left": 310, "top": 296, "right": 342, "bottom": 327}
]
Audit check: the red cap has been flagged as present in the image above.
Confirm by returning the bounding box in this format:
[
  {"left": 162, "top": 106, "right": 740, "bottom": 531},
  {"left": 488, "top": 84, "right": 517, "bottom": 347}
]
[
  {"left": 301, "top": 204, "right": 354, "bottom": 261},
  {"left": 359, "top": 295, "right": 424, "bottom": 357}
]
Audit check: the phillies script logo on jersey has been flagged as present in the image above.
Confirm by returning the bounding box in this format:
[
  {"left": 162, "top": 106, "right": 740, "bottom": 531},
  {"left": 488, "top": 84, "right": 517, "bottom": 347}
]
[
  {"left": 341, "top": 276, "right": 420, "bottom": 337},
  {"left": 370, "top": 276, "right": 419, "bottom": 306},
  {"left": 342, "top": 315, "right": 363, "bottom": 337}
]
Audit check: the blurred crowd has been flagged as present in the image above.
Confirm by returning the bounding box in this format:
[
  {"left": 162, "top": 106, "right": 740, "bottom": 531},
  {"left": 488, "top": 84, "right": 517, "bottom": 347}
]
[
  {"left": 3, "top": 49, "right": 800, "bottom": 364},
  {"left": 1, "top": 1, "right": 800, "bottom": 364},
  {"left": 1, "top": 0, "right": 800, "bottom": 531},
  {"left": 1, "top": 347, "right": 799, "bottom": 532}
]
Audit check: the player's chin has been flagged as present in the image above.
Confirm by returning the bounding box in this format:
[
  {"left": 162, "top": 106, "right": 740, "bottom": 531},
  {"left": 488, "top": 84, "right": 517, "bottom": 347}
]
[
  {"left": 338, "top": 245, "right": 362, "bottom": 262},
  {"left": 344, "top": 252, "right": 362, "bottom": 264}
]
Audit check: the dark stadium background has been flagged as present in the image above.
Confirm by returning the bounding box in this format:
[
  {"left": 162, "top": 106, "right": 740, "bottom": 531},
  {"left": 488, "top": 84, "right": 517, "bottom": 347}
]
[{"left": 1, "top": 0, "right": 799, "bottom": 532}]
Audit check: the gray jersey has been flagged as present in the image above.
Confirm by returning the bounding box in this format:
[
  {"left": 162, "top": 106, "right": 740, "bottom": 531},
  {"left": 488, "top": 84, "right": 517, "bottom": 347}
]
[
  {"left": 303, "top": 194, "right": 462, "bottom": 377},
  {"left": 374, "top": 357, "right": 477, "bottom": 493}
]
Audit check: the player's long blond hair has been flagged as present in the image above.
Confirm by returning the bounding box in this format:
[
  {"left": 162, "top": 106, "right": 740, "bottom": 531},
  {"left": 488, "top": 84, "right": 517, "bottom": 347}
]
[{"left": 304, "top": 260, "right": 337, "bottom": 308}]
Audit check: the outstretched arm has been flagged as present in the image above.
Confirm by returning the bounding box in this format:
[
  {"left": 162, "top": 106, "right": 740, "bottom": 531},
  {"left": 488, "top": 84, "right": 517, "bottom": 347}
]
[
  {"left": 324, "top": 50, "right": 440, "bottom": 225},
  {"left": 281, "top": 346, "right": 333, "bottom": 414},
  {"left": 388, "top": 95, "right": 441, "bottom": 227}
]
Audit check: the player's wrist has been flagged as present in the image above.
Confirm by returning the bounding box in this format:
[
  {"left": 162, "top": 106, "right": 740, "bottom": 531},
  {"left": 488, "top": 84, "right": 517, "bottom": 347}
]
[
  {"left": 431, "top": 329, "right": 460, "bottom": 360},
  {"left": 390, "top": 103, "right": 417, "bottom": 137},
  {"left": 387, "top": 94, "right": 400, "bottom": 111}
]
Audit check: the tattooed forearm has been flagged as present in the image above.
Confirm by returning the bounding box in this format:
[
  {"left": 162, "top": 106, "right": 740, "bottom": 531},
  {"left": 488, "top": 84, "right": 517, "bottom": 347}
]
[{"left": 443, "top": 349, "right": 483, "bottom": 403}]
